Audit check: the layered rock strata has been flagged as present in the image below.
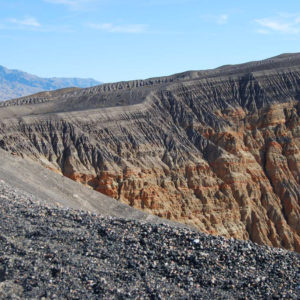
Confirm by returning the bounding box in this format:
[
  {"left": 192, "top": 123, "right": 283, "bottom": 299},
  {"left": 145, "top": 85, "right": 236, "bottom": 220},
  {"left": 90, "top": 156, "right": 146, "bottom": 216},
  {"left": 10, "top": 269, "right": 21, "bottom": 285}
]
[{"left": 0, "top": 53, "right": 299, "bottom": 251}]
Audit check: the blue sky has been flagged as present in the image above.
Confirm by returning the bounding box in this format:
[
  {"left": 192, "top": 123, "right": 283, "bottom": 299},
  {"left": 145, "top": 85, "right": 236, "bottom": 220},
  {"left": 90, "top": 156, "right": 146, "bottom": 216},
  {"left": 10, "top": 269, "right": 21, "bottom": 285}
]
[{"left": 0, "top": 0, "right": 299, "bottom": 82}]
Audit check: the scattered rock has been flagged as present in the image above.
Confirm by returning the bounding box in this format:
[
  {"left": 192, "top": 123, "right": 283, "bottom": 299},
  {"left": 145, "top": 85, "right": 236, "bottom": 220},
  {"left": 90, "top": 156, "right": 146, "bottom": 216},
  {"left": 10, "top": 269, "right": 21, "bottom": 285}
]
[{"left": 0, "top": 180, "right": 299, "bottom": 299}]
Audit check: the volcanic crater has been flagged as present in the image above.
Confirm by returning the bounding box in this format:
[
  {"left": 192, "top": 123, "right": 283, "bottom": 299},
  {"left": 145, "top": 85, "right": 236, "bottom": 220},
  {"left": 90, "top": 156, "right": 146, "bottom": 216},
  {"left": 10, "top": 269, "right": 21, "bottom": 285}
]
[{"left": 0, "top": 53, "right": 299, "bottom": 252}]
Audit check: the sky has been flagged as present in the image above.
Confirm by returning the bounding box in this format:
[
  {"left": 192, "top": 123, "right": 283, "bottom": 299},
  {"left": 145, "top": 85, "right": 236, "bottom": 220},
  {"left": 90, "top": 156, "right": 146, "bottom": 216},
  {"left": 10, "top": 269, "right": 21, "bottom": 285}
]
[{"left": 0, "top": 0, "right": 299, "bottom": 83}]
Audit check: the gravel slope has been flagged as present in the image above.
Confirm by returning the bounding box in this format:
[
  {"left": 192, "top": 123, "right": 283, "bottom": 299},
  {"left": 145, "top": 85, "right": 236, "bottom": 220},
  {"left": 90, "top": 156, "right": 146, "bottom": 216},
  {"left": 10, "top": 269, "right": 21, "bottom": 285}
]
[{"left": 0, "top": 180, "right": 299, "bottom": 299}]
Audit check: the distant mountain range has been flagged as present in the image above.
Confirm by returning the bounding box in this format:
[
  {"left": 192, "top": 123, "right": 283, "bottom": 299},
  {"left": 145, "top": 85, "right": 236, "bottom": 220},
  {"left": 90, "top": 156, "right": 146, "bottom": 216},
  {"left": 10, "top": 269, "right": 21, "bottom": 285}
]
[{"left": 0, "top": 65, "right": 101, "bottom": 101}]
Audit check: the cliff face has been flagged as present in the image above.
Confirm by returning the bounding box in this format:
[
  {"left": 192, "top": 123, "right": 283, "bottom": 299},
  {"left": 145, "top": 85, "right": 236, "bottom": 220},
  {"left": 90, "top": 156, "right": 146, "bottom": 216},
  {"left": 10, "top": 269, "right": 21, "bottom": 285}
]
[{"left": 0, "top": 53, "right": 299, "bottom": 251}]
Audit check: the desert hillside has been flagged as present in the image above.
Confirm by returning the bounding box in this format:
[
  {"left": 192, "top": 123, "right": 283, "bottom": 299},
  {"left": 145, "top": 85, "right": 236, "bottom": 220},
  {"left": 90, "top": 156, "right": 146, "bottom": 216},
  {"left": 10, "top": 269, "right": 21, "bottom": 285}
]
[{"left": 0, "top": 53, "right": 299, "bottom": 251}]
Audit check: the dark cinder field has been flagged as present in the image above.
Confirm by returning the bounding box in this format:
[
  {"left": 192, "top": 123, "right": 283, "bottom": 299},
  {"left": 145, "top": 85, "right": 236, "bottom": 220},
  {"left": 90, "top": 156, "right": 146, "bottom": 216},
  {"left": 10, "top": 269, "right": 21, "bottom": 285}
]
[{"left": 0, "top": 179, "right": 299, "bottom": 299}]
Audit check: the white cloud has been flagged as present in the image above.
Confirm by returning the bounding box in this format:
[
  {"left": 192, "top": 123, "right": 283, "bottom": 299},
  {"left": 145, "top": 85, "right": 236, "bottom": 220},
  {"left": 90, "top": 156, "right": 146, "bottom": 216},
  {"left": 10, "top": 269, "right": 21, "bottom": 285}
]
[
  {"left": 44, "top": 0, "right": 97, "bottom": 10},
  {"left": 1, "top": 18, "right": 75, "bottom": 33},
  {"left": 257, "top": 29, "right": 270, "bottom": 35},
  {"left": 201, "top": 14, "right": 229, "bottom": 25},
  {"left": 141, "top": 0, "right": 193, "bottom": 5},
  {"left": 88, "top": 23, "right": 147, "bottom": 33},
  {"left": 8, "top": 17, "right": 40, "bottom": 27},
  {"left": 255, "top": 15, "right": 300, "bottom": 35},
  {"left": 217, "top": 14, "right": 229, "bottom": 25}
]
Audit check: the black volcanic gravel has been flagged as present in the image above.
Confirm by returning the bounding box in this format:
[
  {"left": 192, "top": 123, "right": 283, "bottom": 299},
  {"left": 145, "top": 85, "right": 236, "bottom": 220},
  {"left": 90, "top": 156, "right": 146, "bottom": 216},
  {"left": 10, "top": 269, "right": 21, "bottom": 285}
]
[{"left": 0, "top": 180, "right": 299, "bottom": 299}]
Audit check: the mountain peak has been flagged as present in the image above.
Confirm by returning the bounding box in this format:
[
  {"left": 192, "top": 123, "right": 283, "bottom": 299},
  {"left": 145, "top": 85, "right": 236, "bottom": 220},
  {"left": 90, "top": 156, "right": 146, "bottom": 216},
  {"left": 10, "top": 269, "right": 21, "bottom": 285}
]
[{"left": 0, "top": 65, "right": 101, "bottom": 101}]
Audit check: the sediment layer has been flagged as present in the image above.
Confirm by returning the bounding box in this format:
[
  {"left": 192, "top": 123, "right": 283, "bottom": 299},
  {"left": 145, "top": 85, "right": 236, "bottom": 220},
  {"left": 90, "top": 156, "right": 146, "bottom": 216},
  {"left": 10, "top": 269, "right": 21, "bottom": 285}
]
[{"left": 0, "top": 53, "right": 299, "bottom": 251}]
